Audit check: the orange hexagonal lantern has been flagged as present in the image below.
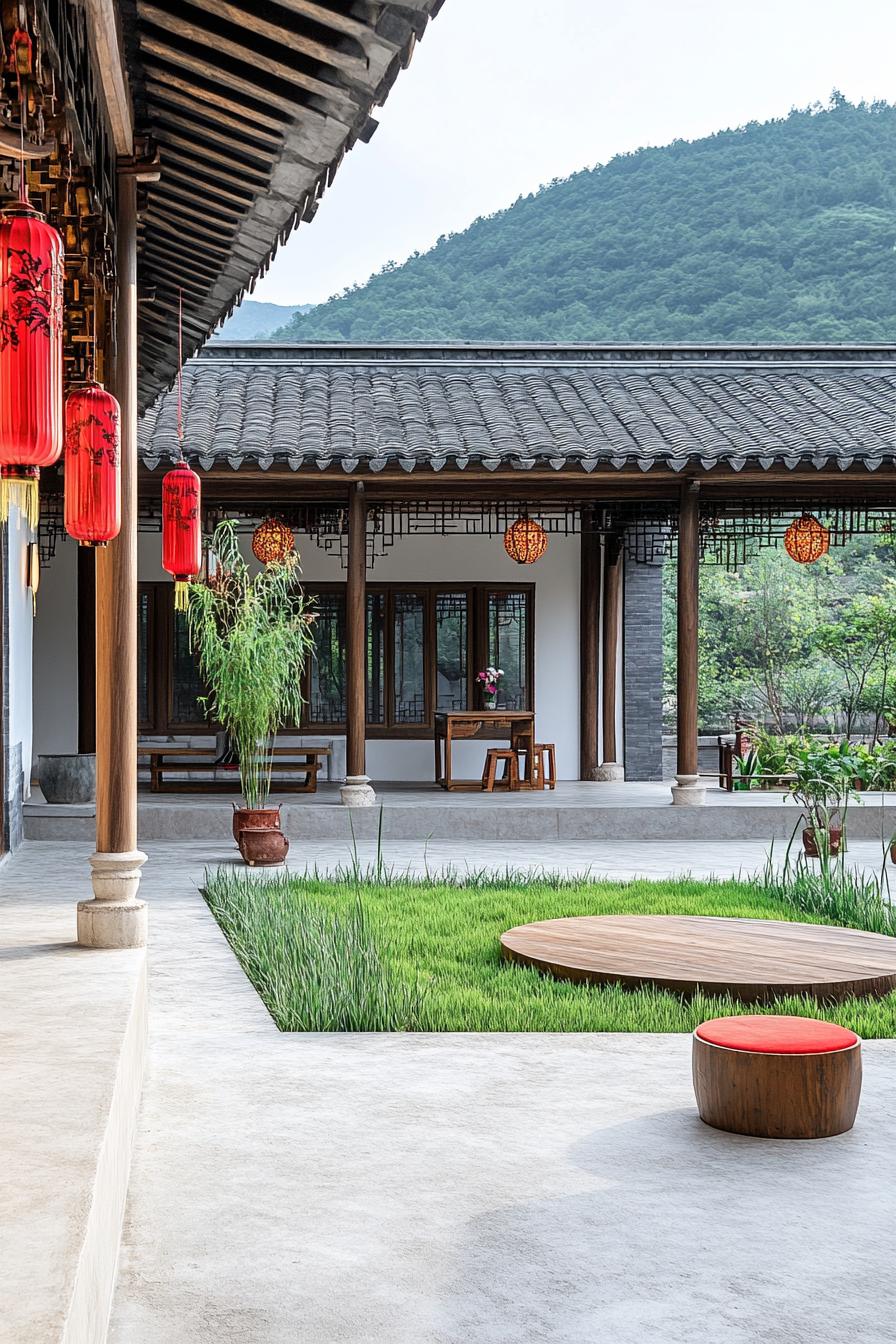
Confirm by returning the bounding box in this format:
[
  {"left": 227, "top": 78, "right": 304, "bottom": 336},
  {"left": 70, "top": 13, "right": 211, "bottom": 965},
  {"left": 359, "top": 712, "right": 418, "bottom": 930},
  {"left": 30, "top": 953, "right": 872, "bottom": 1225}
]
[
  {"left": 503, "top": 516, "right": 548, "bottom": 565},
  {"left": 252, "top": 516, "right": 295, "bottom": 565},
  {"left": 784, "top": 512, "right": 830, "bottom": 564}
]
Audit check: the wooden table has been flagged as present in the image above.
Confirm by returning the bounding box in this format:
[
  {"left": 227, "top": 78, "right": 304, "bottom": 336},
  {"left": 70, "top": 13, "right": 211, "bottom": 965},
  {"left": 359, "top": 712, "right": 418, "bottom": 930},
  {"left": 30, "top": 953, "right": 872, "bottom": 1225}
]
[
  {"left": 500, "top": 914, "right": 896, "bottom": 1003},
  {"left": 139, "top": 745, "right": 331, "bottom": 794},
  {"left": 433, "top": 711, "right": 535, "bottom": 791}
]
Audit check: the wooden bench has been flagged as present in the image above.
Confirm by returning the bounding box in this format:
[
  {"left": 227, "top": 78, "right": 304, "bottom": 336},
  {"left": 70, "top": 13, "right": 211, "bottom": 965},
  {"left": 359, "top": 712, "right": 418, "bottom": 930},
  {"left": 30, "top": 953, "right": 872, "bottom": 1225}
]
[{"left": 139, "top": 745, "right": 331, "bottom": 794}]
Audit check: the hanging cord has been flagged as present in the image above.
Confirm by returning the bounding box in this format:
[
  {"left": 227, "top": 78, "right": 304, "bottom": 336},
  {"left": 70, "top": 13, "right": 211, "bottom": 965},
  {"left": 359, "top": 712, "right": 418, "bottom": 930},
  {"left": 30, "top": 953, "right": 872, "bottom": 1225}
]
[
  {"left": 176, "top": 287, "right": 186, "bottom": 461},
  {"left": 172, "top": 288, "right": 190, "bottom": 611}
]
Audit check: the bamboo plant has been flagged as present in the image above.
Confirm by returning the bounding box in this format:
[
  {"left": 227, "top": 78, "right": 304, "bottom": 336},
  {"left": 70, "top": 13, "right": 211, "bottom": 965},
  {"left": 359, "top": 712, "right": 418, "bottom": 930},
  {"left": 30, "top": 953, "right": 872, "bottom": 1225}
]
[{"left": 186, "top": 519, "right": 315, "bottom": 810}]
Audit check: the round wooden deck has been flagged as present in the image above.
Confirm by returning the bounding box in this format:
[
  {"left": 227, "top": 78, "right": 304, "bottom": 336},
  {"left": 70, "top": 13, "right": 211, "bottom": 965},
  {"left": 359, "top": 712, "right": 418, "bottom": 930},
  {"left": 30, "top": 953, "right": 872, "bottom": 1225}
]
[{"left": 499, "top": 915, "right": 896, "bottom": 1002}]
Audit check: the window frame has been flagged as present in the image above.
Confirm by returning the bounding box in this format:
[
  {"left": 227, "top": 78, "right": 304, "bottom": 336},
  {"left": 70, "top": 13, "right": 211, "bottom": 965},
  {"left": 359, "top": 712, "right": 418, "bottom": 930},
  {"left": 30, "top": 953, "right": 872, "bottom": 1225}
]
[{"left": 139, "top": 580, "right": 535, "bottom": 740}]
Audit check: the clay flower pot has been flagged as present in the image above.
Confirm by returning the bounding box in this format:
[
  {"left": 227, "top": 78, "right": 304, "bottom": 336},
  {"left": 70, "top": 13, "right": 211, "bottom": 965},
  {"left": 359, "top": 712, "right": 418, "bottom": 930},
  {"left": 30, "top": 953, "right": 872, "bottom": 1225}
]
[
  {"left": 238, "top": 826, "right": 289, "bottom": 867},
  {"left": 802, "top": 825, "right": 842, "bottom": 858},
  {"left": 232, "top": 803, "right": 281, "bottom": 844}
]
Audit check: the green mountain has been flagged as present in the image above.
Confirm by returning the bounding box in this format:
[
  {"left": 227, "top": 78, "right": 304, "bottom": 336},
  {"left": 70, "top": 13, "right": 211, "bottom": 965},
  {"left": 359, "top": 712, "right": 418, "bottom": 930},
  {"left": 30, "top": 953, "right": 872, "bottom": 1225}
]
[
  {"left": 272, "top": 97, "right": 896, "bottom": 345},
  {"left": 214, "top": 300, "right": 311, "bottom": 341}
]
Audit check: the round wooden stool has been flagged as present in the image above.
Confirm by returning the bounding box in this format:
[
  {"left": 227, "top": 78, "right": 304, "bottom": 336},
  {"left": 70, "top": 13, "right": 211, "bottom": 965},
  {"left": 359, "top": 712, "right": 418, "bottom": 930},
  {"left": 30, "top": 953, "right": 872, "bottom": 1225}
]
[{"left": 692, "top": 1015, "right": 861, "bottom": 1139}]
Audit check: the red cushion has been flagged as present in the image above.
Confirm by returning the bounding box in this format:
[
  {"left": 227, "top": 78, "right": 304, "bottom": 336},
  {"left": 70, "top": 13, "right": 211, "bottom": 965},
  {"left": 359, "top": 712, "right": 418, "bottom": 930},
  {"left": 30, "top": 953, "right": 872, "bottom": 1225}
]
[{"left": 696, "top": 1015, "right": 859, "bottom": 1054}]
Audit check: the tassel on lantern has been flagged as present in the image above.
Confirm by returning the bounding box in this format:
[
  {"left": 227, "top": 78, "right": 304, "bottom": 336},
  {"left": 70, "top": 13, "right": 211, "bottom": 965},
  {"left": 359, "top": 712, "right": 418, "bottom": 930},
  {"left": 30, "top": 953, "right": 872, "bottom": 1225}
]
[
  {"left": 0, "top": 465, "right": 39, "bottom": 529},
  {"left": 173, "top": 580, "right": 190, "bottom": 613}
]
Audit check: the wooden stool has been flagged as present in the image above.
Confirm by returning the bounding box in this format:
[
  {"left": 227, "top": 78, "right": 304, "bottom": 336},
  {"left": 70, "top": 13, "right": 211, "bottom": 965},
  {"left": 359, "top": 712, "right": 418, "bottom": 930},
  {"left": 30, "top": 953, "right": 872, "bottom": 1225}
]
[
  {"left": 692, "top": 1015, "right": 861, "bottom": 1139},
  {"left": 515, "top": 743, "right": 557, "bottom": 790},
  {"left": 534, "top": 743, "right": 556, "bottom": 790},
  {"left": 481, "top": 748, "right": 520, "bottom": 792}
]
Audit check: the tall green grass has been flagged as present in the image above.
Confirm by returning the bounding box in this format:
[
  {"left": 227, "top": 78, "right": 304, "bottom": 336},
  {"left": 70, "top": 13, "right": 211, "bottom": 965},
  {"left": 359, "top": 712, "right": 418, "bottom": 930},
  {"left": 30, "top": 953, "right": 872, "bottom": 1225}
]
[
  {"left": 205, "top": 870, "right": 426, "bottom": 1030},
  {"left": 203, "top": 866, "right": 896, "bottom": 1037}
]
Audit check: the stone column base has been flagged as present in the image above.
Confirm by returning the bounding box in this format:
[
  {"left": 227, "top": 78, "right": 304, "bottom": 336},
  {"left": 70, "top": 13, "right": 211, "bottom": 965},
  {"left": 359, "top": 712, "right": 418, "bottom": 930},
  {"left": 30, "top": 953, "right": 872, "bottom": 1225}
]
[
  {"left": 594, "top": 762, "right": 624, "bottom": 782},
  {"left": 340, "top": 775, "right": 377, "bottom": 807},
  {"left": 670, "top": 773, "right": 706, "bottom": 806},
  {"left": 78, "top": 850, "right": 148, "bottom": 948}
]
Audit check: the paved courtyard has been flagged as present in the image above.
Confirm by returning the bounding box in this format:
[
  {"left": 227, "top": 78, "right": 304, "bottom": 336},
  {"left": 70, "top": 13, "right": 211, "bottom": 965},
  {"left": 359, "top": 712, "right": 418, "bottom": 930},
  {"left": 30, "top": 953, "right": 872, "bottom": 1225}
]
[
  {"left": 4, "top": 838, "right": 896, "bottom": 1342},
  {"left": 105, "top": 838, "right": 895, "bottom": 1342}
]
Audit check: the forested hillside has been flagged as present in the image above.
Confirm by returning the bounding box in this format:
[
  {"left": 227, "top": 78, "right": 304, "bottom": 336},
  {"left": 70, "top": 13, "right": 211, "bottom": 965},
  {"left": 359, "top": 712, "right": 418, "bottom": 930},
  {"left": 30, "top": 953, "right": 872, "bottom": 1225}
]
[{"left": 273, "top": 97, "right": 896, "bottom": 344}]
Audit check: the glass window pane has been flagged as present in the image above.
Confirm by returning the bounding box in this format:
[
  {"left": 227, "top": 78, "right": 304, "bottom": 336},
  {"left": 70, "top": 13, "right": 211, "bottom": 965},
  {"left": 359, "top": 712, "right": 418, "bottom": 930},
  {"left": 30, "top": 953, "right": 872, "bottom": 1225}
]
[
  {"left": 488, "top": 591, "right": 528, "bottom": 710},
  {"left": 367, "top": 592, "right": 385, "bottom": 724},
  {"left": 138, "top": 590, "right": 150, "bottom": 726},
  {"left": 394, "top": 592, "right": 426, "bottom": 724},
  {"left": 435, "top": 591, "right": 467, "bottom": 712},
  {"left": 170, "top": 610, "right": 206, "bottom": 724},
  {"left": 309, "top": 592, "right": 346, "bottom": 725}
]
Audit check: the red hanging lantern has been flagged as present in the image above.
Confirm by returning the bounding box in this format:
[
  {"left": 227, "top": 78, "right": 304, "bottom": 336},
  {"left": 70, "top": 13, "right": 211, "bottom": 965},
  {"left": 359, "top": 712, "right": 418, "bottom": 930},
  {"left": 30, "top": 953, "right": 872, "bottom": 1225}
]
[
  {"left": 784, "top": 512, "right": 830, "bottom": 564},
  {"left": 63, "top": 383, "right": 120, "bottom": 545},
  {"left": 162, "top": 464, "right": 202, "bottom": 611},
  {"left": 0, "top": 202, "right": 64, "bottom": 527},
  {"left": 504, "top": 515, "right": 549, "bottom": 564}
]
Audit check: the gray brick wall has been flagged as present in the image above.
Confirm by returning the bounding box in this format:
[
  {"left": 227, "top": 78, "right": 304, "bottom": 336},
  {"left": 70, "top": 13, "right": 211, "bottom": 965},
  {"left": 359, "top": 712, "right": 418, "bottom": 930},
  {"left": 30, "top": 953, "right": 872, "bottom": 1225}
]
[{"left": 622, "top": 545, "right": 665, "bottom": 781}]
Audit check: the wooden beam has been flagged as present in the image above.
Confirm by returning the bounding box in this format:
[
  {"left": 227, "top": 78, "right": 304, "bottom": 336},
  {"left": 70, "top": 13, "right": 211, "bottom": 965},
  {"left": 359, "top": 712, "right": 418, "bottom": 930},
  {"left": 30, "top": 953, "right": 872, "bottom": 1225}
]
[
  {"left": 600, "top": 534, "right": 622, "bottom": 770},
  {"left": 674, "top": 481, "right": 702, "bottom": 801},
  {"left": 183, "top": 0, "right": 371, "bottom": 79},
  {"left": 83, "top": 0, "right": 134, "bottom": 153},
  {"left": 153, "top": 126, "right": 272, "bottom": 179},
  {"left": 139, "top": 10, "right": 359, "bottom": 117},
  {"left": 145, "top": 82, "right": 282, "bottom": 147},
  {"left": 144, "top": 64, "right": 291, "bottom": 132},
  {"left": 345, "top": 481, "right": 368, "bottom": 788},
  {"left": 579, "top": 519, "right": 600, "bottom": 780},
  {"left": 150, "top": 111, "right": 275, "bottom": 170}
]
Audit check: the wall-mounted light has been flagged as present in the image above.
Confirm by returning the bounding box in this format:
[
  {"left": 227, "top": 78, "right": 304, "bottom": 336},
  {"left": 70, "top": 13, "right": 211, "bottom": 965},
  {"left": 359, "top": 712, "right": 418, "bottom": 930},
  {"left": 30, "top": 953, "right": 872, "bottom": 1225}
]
[{"left": 26, "top": 541, "right": 40, "bottom": 614}]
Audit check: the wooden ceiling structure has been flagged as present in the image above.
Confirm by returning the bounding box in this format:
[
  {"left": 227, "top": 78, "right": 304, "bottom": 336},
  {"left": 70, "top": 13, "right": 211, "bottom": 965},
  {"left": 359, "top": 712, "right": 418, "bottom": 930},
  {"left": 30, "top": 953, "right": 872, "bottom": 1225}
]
[{"left": 124, "top": 0, "right": 444, "bottom": 407}]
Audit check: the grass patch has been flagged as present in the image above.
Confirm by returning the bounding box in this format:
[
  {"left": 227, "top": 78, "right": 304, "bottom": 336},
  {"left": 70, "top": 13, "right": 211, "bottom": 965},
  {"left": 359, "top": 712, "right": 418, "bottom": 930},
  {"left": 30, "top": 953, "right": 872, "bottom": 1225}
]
[{"left": 203, "top": 866, "right": 896, "bottom": 1036}]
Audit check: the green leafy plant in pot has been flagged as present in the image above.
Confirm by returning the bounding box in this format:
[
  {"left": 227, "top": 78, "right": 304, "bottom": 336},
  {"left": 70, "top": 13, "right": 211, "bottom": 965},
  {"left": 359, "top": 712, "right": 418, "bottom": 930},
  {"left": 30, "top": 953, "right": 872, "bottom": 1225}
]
[
  {"left": 787, "top": 738, "right": 861, "bottom": 866},
  {"left": 187, "top": 520, "right": 315, "bottom": 863}
]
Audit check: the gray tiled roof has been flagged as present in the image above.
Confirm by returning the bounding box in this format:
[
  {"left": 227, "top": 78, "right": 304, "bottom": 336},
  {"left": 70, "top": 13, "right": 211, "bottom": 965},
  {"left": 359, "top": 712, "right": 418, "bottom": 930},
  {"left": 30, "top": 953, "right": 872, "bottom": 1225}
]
[{"left": 138, "top": 344, "right": 896, "bottom": 474}]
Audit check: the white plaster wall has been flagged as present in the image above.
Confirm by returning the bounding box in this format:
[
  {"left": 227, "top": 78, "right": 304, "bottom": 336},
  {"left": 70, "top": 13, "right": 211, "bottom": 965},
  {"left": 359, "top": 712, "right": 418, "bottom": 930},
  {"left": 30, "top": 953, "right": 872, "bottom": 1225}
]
[
  {"left": 32, "top": 534, "right": 79, "bottom": 762},
  {"left": 33, "top": 526, "right": 583, "bottom": 784},
  {"left": 291, "top": 529, "right": 581, "bottom": 782},
  {"left": 8, "top": 505, "right": 35, "bottom": 795}
]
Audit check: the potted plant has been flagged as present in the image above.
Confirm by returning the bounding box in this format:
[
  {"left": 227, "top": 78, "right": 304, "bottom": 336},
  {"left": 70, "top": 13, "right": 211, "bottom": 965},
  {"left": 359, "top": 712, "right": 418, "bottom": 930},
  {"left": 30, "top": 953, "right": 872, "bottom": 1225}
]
[
  {"left": 187, "top": 519, "right": 315, "bottom": 864},
  {"left": 787, "top": 738, "right": 860, "bottom": 861},
  {"left": 476, "top": 666, "right": 503, "bottom": 710}
]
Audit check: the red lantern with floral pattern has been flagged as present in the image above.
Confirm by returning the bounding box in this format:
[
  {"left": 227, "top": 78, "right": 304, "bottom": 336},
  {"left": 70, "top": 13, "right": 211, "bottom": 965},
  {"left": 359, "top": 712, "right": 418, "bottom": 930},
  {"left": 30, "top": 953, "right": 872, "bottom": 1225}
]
[
  {"left": 162, "top": 464, "right": 202, "bottom": 610},
  {"left": 0, "top": 202, "right": 64, "bottom": 527},
  {"left": 63, "top": 383, "right": 121, "bottom": 545}
]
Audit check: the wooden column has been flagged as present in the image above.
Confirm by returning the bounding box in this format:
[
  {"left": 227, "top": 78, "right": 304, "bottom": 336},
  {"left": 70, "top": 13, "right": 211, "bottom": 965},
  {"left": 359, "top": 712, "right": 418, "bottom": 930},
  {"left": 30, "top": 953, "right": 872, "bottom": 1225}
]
[
  {"left": 342, "top": 481, "right": 375, "bottom": 805},
  {"left": 78, "top": 170, "right": 147, "bottom": 945},
  {"left": 77, "top": 547, "right": 96, "bottom": 754},
  {"left": 579, "top": 523, "right": 600, "bottom": 779},
  {"left": 597, "top": 533, "right": 623, "bottom": 779},
  {"left": 672, "top": 481, "right": 705, "bottom": 804}
]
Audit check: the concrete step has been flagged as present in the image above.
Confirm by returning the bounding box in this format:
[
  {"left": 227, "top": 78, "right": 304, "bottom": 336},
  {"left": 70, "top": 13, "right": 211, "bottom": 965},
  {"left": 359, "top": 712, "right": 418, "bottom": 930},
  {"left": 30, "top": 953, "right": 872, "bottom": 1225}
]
[{"left": 24, "top": 788, "right": 896, "bottom": 844}]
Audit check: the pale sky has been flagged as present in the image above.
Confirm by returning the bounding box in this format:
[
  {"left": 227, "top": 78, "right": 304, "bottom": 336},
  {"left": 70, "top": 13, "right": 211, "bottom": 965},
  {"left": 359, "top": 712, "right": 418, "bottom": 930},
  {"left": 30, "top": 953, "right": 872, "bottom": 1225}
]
[{"left": 253, "top": 0, "right": 896, "bottom": 308}]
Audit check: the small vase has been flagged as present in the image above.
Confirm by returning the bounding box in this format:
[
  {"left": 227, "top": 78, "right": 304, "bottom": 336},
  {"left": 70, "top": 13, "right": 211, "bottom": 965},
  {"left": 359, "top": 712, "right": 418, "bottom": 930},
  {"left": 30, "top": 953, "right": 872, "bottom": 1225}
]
[
  {"left": 483, "top": 697, "right": 497, "bottom": 711},
  {"left": 232, "top": 803, "right": 281, "bottom": 844},
  {"left": 802, "top": 825, "right": 842, "bottom": 858},
  {"left": 238, "top": 826, "right": 289, "bottom": 867}
]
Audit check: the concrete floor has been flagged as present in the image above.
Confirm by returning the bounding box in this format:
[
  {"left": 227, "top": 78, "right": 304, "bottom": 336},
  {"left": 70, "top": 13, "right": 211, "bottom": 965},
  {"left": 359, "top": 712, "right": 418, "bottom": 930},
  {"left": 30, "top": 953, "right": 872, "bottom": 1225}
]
[{"left": 100, "top": 838, "right": 896, "bottom": 1343}]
